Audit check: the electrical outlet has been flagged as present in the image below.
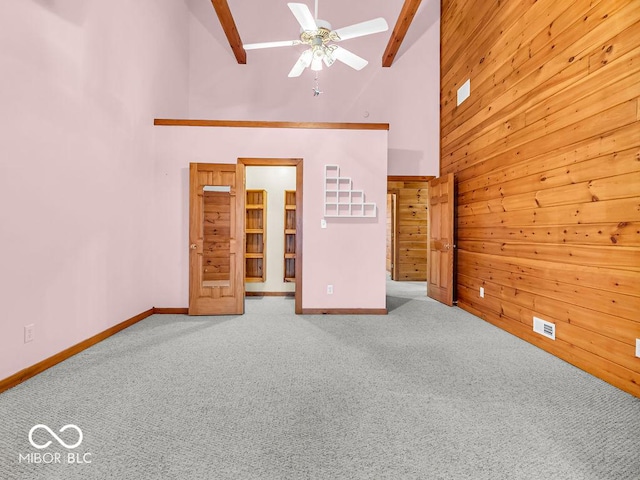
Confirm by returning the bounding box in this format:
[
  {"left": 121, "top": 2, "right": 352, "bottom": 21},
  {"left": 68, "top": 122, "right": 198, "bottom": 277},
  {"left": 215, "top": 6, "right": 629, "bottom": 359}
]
[
  {"left": 321, "top": 219, "right": 327, "bottom": 229},
  {"left": 636, "top": 339, "right": 640, "bottom": 358},
  {"left": 479, "top": 287, "right": 485, "bottom": 298},
  {"left": 327, "top": 285, "right": 333, "bottom": 295},
  {"left": 24, "top": 324, "right": 34, "bottom": 343}
]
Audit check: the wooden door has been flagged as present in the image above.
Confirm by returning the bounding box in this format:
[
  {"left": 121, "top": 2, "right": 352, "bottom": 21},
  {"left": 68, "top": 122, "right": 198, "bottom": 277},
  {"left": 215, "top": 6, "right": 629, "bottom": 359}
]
[
  {"left": 427, "top": 173, "right": 455, "bottom": 306},
  {"left": 189, "top": 163, "right": 244, "bottom": 315}
]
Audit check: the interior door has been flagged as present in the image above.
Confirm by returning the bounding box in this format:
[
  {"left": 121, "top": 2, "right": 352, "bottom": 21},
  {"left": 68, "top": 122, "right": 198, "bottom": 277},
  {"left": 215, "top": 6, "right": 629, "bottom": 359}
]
[
  {"left": 189, "top": 163, "right": 244, "bottom": 315},
  {"left": 427, "top": 173, "right": 455, "bottom": 306}
]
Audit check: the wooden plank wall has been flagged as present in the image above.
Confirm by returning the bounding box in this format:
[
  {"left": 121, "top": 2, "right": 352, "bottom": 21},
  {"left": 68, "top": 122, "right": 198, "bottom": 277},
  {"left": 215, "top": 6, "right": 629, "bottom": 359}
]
[
  {"left": 388, "top": 177, "right": 434, "bottom": 280},
  {"left": 440, "top": 0, "right": 640, "bottom": 397}
]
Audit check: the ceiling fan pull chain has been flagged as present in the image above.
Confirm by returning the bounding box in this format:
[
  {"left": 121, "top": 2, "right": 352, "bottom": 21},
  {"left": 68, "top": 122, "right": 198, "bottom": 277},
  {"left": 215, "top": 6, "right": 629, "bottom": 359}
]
[{"left": 313, "top": 72, "right": 322, "bottom": 97}]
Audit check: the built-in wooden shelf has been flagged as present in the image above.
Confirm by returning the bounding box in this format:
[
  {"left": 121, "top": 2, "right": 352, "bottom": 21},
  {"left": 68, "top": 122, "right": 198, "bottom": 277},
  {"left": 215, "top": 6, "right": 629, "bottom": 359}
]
[
  {"left": 284, "top": 190, "right": 296, "bottom": 282},
  {"left": 245, "top": 190, "right": 267, "bottom": 282}
]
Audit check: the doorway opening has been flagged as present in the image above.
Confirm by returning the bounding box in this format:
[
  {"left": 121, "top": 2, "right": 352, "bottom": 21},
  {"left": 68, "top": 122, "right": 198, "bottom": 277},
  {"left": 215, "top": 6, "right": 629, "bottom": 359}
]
[
  {"left": 386, "top": 176, "right": 433, "bottom": 283},
  {"left": 385, "top": 176, "right": 433, "bottom": 310},
  {"left": 238, "top": 158, "right": 303, "bottom": 314}
]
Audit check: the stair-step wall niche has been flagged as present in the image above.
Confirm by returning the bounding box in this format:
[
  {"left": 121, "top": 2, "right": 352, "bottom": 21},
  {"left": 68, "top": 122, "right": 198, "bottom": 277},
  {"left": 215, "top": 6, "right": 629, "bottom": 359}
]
[{"left": 323, "top": 165, "right": 377, "bottom": 218}]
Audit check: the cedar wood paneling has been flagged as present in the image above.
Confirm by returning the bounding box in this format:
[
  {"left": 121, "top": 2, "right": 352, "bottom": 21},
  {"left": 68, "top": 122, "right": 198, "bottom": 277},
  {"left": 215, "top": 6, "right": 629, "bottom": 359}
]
[{"left": 440, "top": 0, "right": 640, "bottom": 397}]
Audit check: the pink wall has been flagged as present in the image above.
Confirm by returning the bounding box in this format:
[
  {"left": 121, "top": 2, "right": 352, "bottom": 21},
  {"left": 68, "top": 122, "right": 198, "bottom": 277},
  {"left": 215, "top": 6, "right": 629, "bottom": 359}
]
[
  {"left": 0, "top": 1, "right": 190, "bottom": 380},
  {"left": 186, "top": 0, "right": 441, "bottom": 176},
  {"left": 152, "top": 126, "right": 388, "bottom": 310},
  {"left": 0, "top": 0, "right": 439, "bottom": 381}
]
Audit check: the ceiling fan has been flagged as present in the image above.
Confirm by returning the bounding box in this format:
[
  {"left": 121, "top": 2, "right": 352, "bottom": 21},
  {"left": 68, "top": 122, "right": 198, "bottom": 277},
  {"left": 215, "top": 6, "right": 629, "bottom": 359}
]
[{"left": 243, "top": 2, "right": 389, "bottom": 78}]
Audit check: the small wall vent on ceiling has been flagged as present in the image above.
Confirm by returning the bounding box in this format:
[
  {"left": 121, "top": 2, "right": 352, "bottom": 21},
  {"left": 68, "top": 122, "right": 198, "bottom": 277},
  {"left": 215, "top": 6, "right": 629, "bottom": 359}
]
[{"left": 533, "top": 316, "right": 556, "bottom": 340}]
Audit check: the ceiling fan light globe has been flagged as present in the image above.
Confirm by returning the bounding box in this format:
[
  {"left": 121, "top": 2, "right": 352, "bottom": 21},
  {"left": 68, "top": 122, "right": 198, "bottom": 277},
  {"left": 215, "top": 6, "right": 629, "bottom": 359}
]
[{"left": 311, "top": 56, "right": 323, "bottom": 71}]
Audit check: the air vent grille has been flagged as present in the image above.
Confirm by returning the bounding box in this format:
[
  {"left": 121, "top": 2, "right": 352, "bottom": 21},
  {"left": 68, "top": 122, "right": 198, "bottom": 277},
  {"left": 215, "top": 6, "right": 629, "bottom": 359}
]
[{"left": 533, "top": 316, "right": 556, "bottom": 340}]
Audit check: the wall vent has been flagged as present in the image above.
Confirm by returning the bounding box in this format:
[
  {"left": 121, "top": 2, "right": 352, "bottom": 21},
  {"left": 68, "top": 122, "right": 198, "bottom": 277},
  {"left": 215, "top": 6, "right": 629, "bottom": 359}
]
[{"left": 533, "top": 316, "right": 556, "bottom": 340}]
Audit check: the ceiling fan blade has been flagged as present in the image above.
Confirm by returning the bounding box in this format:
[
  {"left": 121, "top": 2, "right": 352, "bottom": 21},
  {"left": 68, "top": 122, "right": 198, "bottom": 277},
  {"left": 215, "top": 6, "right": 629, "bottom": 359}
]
[
  {"left": 288, "top": 49, "right": 313, "bottom": 77},
  {"left": 333, "top": 18, "right": 389, "bottom": 41},
  {"left": 288, "top": 3, "right": 318, "bottom": 31},
  {"left": 332, "top": 46, "right": 368, "bottom": 71},
  {"left": 244, "top": 40, "right": 300, "bottom": 50}
]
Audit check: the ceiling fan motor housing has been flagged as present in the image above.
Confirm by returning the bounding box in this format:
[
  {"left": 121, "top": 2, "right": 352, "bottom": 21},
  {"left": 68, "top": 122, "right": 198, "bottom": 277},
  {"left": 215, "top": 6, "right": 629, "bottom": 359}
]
[{"left": 300, "top": 19, "right": 340, "bottom": 46}]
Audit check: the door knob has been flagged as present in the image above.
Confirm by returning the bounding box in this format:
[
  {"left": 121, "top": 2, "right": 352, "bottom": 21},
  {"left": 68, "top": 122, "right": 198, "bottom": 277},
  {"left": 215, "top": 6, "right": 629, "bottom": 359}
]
[{"left": 190, "top": 243, "right": 197, "bottom": 250}]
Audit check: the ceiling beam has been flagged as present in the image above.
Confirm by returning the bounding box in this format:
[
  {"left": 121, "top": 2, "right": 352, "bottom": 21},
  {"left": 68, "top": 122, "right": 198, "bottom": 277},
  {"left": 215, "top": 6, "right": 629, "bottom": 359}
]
[
  {"left": 382, "top": 0, "right": 422, "bottom": 67},
  {"left": 210, "top": 0, "right": 246, "bottom": 64}
]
